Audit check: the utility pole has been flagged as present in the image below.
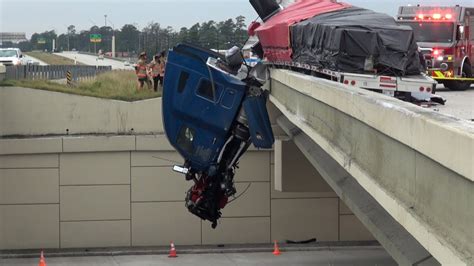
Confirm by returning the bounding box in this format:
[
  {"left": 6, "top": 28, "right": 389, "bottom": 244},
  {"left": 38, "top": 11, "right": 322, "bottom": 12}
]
[
  {"left": 138, "top": 32, "right": 141, "bottom": 53},
  {"left": 66, "top": 25, "right": 70, "bottom": 51},
  {"left": 104, "top": 15, "right": 107, "bottom": 27},
  {"left": 112, "top": 34, "right": 116, "bottom": 58},
  {"left": 108, "top": 19, "right": 116, "bottom": 58}
]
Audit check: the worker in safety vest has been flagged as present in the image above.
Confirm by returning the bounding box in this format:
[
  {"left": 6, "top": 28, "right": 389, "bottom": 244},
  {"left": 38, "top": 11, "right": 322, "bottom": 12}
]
[
  {"left": 158, "top": 51, "right": 166, "bottom": 86},
  {"left": 148, "top": 54, "right": 161, "bottom": 92},
  {"left": 135, "top": 52, "right": 151, "bottom": 90}
]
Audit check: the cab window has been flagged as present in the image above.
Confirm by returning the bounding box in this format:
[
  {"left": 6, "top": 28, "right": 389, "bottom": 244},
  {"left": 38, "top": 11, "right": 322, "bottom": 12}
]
[
  {"left": 177, "top": 71, "right": 190, "bottom": 93},
  {"left": 197, "top": 78, "right": 215, "bottom": 101}
]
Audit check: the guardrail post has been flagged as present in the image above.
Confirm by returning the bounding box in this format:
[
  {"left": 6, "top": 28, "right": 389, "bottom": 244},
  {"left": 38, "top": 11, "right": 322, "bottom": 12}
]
[
  {"left": 22, "top": 65, "right": 25, "bottom": 79},
  {"left": 66, "top": 70, "right": 73, "bottom": 86},
  {"left": 34, "top": 65, "right": 39, "bottom": 80},
  {"left": 0, "top": 64, "right": 5, "bottom": 81}
]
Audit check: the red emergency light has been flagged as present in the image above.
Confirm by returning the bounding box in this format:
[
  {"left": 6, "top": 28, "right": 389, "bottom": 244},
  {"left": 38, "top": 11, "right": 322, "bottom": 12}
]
[{"left": 415, "top": 12, "right": 454, "bottom": 21}]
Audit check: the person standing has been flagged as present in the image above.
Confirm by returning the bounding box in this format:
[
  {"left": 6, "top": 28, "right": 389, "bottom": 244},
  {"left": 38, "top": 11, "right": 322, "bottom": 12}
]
[
  {"left": 135, "top": 52, "right": 150, "bottom": 90},
  {"left": 148, "top": 55, "right": 161, "bottom": 92},
  {"left": 158, "top": 51, "right": 166, "bottom": 87}
]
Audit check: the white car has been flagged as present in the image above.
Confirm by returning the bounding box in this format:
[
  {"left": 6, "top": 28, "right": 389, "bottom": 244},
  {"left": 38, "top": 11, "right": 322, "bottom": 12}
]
[{"left": 0, "top": 48, "right": 25, "bottom": 66}]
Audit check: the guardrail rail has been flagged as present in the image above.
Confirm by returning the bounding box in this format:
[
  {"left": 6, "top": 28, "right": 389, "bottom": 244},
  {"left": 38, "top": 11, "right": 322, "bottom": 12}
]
[{"left": 4, "top": 65, "right": 112, "bottom": 81}]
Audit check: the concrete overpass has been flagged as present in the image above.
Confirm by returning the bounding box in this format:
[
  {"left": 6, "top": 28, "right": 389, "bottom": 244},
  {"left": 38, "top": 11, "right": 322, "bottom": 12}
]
[{"left": 269, "top": 69, "right": 473, "bottom": 265}]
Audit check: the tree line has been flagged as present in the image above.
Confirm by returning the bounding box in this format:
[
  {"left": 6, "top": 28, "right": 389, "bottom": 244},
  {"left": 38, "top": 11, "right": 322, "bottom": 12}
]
[{"left": 7, "top": 16, "right": 249, "bottom": 58}]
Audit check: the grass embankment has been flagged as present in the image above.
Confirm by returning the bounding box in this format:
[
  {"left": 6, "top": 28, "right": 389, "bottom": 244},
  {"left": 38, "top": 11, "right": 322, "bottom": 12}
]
[
  {"left": 0, "top": 71, "right": 161, "bottom": 102},
  {"left": 25, "top": 51, "right": 80, "bottom": 65}
]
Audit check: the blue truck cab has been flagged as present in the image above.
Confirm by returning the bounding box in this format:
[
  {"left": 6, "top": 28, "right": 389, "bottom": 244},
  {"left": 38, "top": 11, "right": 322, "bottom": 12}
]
[
  {"left": 163, "top": 44, "right": 247, "bottom": 171},
  {"left": 162, "top": 43, "right": 274, "bottom": 227}
]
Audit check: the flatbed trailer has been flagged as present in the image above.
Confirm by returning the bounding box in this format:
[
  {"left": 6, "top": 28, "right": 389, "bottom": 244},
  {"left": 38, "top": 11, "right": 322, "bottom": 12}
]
[
  {"left": 266, "top": 60, "right": 442, "bottom": 104},
  {"left": 248, "top": 0, "right": 444, "bottom": 104}
]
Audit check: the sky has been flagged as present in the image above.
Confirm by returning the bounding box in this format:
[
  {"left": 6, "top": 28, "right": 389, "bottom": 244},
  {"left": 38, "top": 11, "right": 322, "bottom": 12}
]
[{"left": 1, "top": 0, "right": 473, "bottom": 38}]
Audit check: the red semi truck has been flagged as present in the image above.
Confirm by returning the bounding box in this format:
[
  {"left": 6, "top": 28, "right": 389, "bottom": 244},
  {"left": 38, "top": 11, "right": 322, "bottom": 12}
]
[{"left": 397, "top": 5, "right": 474, "bottom": 90}]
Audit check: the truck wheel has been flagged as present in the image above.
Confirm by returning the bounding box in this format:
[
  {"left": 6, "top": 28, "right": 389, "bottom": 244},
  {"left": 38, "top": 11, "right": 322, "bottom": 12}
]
[{"left": 445, "top": 63, "right": 472, "bottom": 91}]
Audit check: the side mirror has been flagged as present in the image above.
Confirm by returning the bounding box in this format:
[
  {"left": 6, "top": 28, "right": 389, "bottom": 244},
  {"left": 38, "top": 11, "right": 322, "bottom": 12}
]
[
  {"left": 456, "top": 25, "right": 465, "bottom": 41},
  {"left": 19, "top": 54, "right": 23, "bottom": 58}
]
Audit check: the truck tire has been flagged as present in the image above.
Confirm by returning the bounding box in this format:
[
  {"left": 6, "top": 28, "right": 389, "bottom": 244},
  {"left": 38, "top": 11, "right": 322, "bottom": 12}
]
[{"left": 445, "top": 63, "right": 472, "bottom": 91}]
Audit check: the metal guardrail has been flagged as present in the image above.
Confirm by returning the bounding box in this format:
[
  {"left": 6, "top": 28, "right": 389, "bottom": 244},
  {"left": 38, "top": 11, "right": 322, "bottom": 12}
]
[{"left": 4, "top": 65, "right": 112, "bottom": 81}]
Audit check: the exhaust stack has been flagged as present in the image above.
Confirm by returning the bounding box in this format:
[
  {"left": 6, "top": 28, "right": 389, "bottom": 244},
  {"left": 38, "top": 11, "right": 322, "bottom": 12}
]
[{"left": 249, "top": 0, "right": 281, "bottom": 21}]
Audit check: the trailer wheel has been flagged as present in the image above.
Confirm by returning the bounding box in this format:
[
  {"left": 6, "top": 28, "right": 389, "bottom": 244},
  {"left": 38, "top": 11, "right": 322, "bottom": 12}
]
[{"left": 445, "top": 63, "right": 472, "bottom": 91}]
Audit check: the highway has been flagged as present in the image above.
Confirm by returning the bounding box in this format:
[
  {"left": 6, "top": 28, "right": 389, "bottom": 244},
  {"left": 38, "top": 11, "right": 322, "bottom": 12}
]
[
  {"left": 51, "top": 51, "right": 473, "bottom": 123},
  {"left": 54, "top": 51, "right": 134, "bottom": 70},
  {"left": 434, "top": 87, "right": 474, "bottom": 121},
  {"left": 21, "top": 51, "right": 474, "bottom": 122},
  {"left": 23, "top": 54, "right": 47, "bottom": 66}
]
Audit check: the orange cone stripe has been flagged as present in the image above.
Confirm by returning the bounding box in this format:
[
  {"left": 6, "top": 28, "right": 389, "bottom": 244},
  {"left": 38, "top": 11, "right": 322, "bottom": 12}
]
[
  {"left": 38, "top": 251, "right": 47, "bottom": 266},
  {"left": 273, "top": 240, "right": 281, "bottom": 256},
  {"left": 168, "top": 242, "right": 178, "bottom": 258}
]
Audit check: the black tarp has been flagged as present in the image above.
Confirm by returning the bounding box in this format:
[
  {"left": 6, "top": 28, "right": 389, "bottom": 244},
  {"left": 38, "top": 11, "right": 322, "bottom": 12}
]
[{"left": 291, "top": 7, "right": 422, "bottom": 75}]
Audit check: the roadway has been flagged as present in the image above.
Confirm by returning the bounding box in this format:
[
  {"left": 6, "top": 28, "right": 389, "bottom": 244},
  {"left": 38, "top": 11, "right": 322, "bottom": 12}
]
[
  {"left": 49, "top": 51, "right": 474, "bottom": 121},
  {"left": 54, "top": 52, "right": 134, "bottom": 70},
  {"left": 0, "top": 247, "right": 396, "bottom": 266},
  {"left": 23, "top": 54, "right": 47, "bottom": 66},
  {"left": 432, "top": 86, "right": 474, "bottom": 121}
]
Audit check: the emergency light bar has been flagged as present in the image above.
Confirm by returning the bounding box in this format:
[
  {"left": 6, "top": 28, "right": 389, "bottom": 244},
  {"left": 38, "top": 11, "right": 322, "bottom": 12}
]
[{"left": 414, "top": 12, "right": 454, "bottom": 21}]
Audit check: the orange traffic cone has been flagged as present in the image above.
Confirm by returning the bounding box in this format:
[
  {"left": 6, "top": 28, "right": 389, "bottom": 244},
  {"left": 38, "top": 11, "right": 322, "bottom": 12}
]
[
  {"left": 272, "top": 240, "right": 281, "bottom": 256},
  {"left": 168, "top": 242, "right": 178, "bottom": 258},
  {"left": 38, "top": 251, "right": 47, "bottom": 266}
]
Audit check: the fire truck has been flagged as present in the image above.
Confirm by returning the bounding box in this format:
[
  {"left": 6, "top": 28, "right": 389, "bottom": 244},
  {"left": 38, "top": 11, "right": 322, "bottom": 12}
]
[{"left": 397, "top": 5, "right": 474, "bottom": 90}]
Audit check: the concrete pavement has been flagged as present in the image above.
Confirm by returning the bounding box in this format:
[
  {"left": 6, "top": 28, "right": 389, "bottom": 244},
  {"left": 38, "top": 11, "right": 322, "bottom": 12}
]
[
  {"left": 54, "top": 52, "right": 134, "bottom": 70},
  {"left": 52, "top": 51, "right": 472, "bottom": 121},
  {"left": 23, "top": 54, "right": 48, "bottom": 66},
  {"left": 0, "top": 247, "right": 396, "bottom": 266},
  {"left": 431, "top": 86, "right": 474, "bottom": 121}
]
